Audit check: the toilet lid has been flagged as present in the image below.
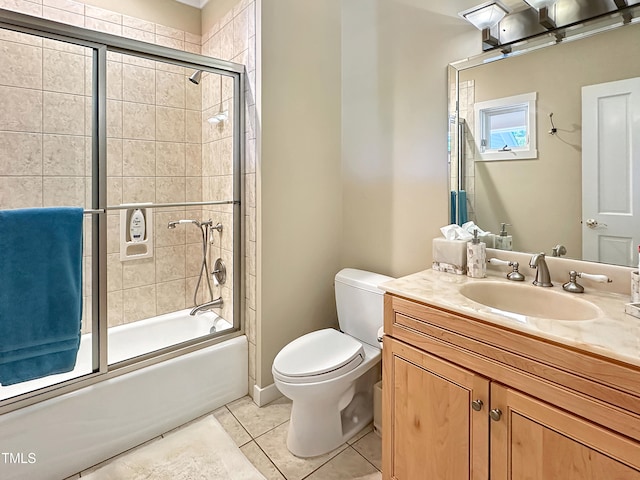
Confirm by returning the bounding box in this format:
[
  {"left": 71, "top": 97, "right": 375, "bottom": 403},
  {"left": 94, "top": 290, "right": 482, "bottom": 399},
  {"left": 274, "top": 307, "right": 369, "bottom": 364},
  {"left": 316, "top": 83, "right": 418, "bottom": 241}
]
[{"left": 273, "top": 328, "right": 364, "bottom": 383}]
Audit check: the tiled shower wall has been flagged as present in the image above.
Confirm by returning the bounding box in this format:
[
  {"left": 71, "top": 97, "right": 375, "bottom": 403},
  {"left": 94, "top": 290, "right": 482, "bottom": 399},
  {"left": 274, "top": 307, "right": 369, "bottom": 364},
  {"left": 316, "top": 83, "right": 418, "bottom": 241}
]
[
  {"left": 201, "top": 0, "right": 257, "bottom": 395},
  {"left": 0, "top": 0, "right": 258, "bottom": 392}
]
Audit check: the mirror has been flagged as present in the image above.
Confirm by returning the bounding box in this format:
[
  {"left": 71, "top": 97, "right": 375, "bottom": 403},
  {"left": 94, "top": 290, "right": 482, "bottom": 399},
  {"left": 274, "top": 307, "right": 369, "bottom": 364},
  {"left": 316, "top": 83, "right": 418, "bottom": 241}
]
[{"left": 449, "top": 12, "right": 640, "bottom": 267}]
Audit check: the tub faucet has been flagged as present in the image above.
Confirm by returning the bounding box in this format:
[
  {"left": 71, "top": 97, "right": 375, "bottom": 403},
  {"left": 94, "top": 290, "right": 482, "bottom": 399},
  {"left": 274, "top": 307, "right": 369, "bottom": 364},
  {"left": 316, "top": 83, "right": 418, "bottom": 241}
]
[
  {"left": 190, "top": 297, "right": 224, "bottom": 315},
  {"left": 529, "top": 253, "right": 553, "bottom": 287}
]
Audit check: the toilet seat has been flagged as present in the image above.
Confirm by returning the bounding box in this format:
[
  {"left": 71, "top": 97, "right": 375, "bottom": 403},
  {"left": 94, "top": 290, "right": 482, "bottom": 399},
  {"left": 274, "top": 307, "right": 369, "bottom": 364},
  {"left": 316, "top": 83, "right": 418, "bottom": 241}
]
[{"left": 272, "top": 328, "right": 364, "bottom": 384}]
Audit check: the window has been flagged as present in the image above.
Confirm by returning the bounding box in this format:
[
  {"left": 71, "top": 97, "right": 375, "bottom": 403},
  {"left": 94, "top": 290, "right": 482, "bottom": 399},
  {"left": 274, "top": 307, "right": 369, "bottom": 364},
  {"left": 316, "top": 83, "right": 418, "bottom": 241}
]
[{"left": 474, "top": 92, "right": 537, "bottom": 161}]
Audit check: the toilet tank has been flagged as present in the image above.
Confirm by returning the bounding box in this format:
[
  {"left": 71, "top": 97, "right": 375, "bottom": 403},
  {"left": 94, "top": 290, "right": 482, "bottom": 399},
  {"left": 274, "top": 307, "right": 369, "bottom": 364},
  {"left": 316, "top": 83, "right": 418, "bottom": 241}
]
[{"left": 335, "top": 268, "right": 394, "bottom": 348}]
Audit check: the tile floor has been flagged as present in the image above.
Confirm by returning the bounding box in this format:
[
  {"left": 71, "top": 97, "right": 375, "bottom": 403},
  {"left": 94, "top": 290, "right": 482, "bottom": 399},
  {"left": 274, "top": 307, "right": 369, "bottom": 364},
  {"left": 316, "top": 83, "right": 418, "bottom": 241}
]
[
  {"left": 70, "top": 394, "right": 382, "bottom": 480},
  {"left": 215, "top": 395, "right": 382, "bottom": 480}
]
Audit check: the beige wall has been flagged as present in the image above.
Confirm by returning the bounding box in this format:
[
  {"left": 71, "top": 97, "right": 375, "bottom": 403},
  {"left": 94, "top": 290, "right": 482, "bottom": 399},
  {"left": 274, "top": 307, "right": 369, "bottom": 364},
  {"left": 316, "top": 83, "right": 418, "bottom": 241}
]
[
  {"left": 256, "top": 0, "right": 343, "bottom": 387},
  {"left": 461, "top": 22, "right": 640, "bottom": 258},
  {"left": 342, "top": 0, "right": 478, "bottom": 278}
]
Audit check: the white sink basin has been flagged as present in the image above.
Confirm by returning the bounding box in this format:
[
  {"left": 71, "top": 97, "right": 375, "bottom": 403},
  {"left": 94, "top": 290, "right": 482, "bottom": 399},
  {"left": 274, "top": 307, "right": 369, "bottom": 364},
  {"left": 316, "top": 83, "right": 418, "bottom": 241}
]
[{"left": 459, "top": 281, "right": 601, "bottom": 321}]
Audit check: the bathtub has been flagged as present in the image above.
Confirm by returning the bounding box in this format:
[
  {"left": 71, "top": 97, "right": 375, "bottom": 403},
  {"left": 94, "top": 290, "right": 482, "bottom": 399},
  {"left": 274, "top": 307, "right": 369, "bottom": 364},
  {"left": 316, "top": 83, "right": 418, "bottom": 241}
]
[{"left": 0, "top": 309, "right": 247, "bottom": 480}]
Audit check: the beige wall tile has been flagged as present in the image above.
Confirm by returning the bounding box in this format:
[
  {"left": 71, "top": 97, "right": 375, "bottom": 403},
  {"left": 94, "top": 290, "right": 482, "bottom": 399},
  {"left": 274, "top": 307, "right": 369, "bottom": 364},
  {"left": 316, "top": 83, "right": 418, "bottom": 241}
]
[
  {"left": 85, "top": 4, "right": 121, "bottom": 24},
  {"left": 122, "top": 63, "right": 155, "bottom": 105},
  {"left": 185, "top": 177, "right": 202, "bottom": 203},
  {"left": 185, "top": 144, "right": 202, "bottom": 176},
  {"left": 107, "top": 177, "right": 122, "bottom": 206},
  {"left": 123, "top": 257, "right": 156, "bottom": 289},
  {"left": 184, "top": 32, "right": 200, "bottom": 45},
  {"left": 0, "top": 176, "right": 42, "bottom": 209},
  {"left": 122, "top": 102, "right": 155, "bottom": 140},
  {"left": 122, "top": 15, "right": 154, "bottom": 33},
  {"left": 156, "top": 245, "right": 186, "bottom": 283},
  {"left": 156, "top": 106, "right": 185, "bottom": 142},
  {"left": 85, "top": 17, "right": 122, "bottom": 36},
  {"left": 156, "top": 279, "right": 186, "bottom": 315},
  {"left": 0, "top": 0, "right": 42, "bottom": 16},
  {"left": 156, "top": 141, "right": 185, "bottom": 177},
  {"left": 122, "top": 26, "right": 155, "bottom": 44},
  {"left": 154, "top": 210, "right": 186, "bottom": 247},
  {"left": 155, "top": 24, "right": 184, "bottom": 41},
  {"left": 0, "top": 28, "right": 42, "bottom": 47},
  {"left": 42, "top": 6, "right": 84, "bottom": 27},
  {"left": 156, "top": 70, "right": 185, "bottom": 109},
  {"left": 184, "top": 42, "right": 200, "bottom": 55},
  {"left": 155, "top": 35, "right": 184, "bottom": 51},
  {"left": 0, "top": 85, "right": 42, "bottom": 132},
  {"left": 43, "top": 0, "right": 83, "bottom": 15},
  {"left": 123, "top": 139, "right": 155, "bottom": 177},
  {"left": 106, "top": 214, "right": 120, "bottom": 253},
  {"left": 185, "top": 110, "right": 202, "bottom": 144},
  {"left": 43, "top": 48, "right": 84, "bottom": 95},
  {"left": 107, "top": 61, "right": 123, "bottom": 100},
  {"left": 107, "top": 290, "right": 123, "bottom": 327},
  {"left": 107, "top": 138, "right": 123, "bottom": 177},
  {"left": 106, "top": 253, "right": 123, "bottom": 292},
  {"left": 185, "top": 78, "right": 201, "bottom": 111},
  {"left": 43, "top": 134, "right": 85, "bottom": 176},
  {"left": 122, "top": 54, "right": 155, "bottom": 69},
  {"left": 185, "top": 243, "right": 202, "bottom": 278},
  {"left": 156, "top": 176, "right": 185, "bottom": 204},
  {"left": 0, "top": 132, "right": 42, "bottom": 175},
  {"left": 220, "top": 22, "right": 233, "bottom": 61},
  {"left": 233, "top": 6, "right": 249, "bottom": 57},
  {"left": 43, "top": 91, "right": 84, "bottom": 135},
  {"left": 43, "top": 176, "right": 85, "bottom": 206},
  {"left": 0, "top": 39, "right": 42, "bottom": 89},
  {"left": 122, "top": 284, "right": 156, "bottom": 323},
  {"left": 123, "top": 176, "right": 155, "bottom": 204},
  {"left": 155, "top": 62, "right": 184, "bottom": 75}
]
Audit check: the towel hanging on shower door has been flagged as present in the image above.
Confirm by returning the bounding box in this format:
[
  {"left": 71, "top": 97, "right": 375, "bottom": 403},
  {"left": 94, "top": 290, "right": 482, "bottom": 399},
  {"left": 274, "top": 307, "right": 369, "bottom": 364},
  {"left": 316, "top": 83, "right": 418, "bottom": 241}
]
[{"left": 0, "top": 207, "right": 83, "bottom": 386}]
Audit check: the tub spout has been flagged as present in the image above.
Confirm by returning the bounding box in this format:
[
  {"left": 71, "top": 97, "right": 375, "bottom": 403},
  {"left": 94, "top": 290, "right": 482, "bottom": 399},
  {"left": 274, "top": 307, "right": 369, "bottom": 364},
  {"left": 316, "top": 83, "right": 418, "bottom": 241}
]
[{"left": 190, "top": 297, "right": 223, "bottom": 315}]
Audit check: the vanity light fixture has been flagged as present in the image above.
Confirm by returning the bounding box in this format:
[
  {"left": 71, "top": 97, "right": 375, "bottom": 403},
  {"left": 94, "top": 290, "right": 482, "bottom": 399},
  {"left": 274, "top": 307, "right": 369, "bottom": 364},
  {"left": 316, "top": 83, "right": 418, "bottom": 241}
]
[
  {"left": 459, "top": 1, "right": 510, "bottom": 48},
  {"left": 524, "top": 0, "right": 558, "bottom": 29}
]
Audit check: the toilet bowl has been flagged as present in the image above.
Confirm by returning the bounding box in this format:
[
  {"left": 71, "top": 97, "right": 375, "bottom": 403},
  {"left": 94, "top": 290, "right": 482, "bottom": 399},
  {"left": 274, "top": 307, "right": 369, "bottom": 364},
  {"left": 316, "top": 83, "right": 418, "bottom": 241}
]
[{"left": 272, "top": 268, "right": 393, "bottom": 458}]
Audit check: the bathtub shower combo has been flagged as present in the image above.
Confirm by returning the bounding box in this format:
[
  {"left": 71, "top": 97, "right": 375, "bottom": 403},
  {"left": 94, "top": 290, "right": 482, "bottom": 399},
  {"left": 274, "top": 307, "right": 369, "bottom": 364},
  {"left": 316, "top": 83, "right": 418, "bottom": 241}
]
[{"left": 0, "top": 9, "right": 246, "bottom": 480}]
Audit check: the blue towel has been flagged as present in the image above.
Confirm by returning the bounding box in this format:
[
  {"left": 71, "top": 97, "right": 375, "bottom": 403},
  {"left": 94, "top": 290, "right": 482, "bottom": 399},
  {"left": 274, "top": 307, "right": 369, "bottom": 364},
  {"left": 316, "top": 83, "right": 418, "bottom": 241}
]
[
  {"left": 457, "top": 190, "right": 468, "bottom": 226},
  {"left": 0, "top": 207, "right": 83, "bottom": 386},
  {"left": 450, "top": 191, "right": 457, "bottom": 225}
]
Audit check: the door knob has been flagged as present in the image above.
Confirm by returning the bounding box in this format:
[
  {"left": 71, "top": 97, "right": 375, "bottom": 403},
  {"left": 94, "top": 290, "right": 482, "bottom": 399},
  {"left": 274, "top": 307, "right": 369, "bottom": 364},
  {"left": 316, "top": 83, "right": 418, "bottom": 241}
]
[
  {"left": 490, "top": 408, "right": 502, "bottom": 421},
  {"left": 471, "top": 399, "right": 483, "bottom": 411},
  {"left": 585, "top": 219, "right": 608, "bottom": 229}
]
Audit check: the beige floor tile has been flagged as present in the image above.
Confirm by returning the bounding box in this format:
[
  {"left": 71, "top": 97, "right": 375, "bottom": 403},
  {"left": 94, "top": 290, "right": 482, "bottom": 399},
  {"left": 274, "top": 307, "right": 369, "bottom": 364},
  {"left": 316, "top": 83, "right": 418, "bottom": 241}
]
[
  {"left": 352, "top": 431, "right": 382, "bottom": 471},
  {"left": 255, "top": 422, "right": 347, "bottom": 480},
  {"left": 240, "top": 440, "right": 286, "bottom": 480},
  {"left": 304, "top": 447, "right": 380, "bottom": 480},
  {"left": 213, "top": 405, "right": 252, "bottom": 447},
  {"left": 62, "top": 475, "right": 80, "bottom": 480},
  {"left": 227, "top": 394, "right": 292, "bottom": 438},
  {"left": 347, "top": 423, "right": 373, "bottom": 445}
]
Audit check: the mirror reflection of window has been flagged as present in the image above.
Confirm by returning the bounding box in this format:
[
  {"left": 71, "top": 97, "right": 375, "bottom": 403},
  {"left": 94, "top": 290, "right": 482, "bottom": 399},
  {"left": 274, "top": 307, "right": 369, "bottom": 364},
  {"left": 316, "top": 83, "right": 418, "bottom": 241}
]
[{"left": 474, "top": 92, "right": 537, "bottom": 161}]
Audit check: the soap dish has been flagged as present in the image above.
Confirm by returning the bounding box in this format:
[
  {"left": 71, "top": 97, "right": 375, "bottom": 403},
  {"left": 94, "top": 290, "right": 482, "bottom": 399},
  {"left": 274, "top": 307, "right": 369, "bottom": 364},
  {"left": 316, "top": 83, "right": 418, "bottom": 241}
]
[{"left": 624, "top": 302, "right": 640, "bottom": 319}]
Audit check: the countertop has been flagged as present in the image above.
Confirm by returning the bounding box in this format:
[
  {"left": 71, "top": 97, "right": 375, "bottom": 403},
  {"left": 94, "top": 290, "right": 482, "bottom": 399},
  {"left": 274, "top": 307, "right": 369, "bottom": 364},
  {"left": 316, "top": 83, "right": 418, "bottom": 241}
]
[{"left": 380, "top": 269, "right": 640, "bottom": 369}]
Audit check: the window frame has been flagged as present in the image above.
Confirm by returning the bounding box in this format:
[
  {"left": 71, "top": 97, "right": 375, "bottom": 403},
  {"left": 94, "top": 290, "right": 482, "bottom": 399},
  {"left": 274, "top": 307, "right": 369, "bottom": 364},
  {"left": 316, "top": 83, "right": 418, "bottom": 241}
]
[{"left": 474, "top": 92, "right": 538, "bottom": 161}]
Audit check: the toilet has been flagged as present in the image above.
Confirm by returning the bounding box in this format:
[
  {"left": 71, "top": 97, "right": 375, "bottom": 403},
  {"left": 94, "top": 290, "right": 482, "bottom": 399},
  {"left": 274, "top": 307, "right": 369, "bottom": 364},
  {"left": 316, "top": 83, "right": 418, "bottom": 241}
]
[{"left": 272, "top": 268, "right": 393, "bottom": 458}]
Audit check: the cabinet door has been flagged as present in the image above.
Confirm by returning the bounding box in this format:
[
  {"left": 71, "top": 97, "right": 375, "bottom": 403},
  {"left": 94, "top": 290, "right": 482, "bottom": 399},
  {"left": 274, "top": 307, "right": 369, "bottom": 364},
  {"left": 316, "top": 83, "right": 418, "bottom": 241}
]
[
  {"left": 383, "top": 337, "right": 490, "bottom": 480},
  {"left": 490, "top": 383, "right": 640, "bottom": 480}
]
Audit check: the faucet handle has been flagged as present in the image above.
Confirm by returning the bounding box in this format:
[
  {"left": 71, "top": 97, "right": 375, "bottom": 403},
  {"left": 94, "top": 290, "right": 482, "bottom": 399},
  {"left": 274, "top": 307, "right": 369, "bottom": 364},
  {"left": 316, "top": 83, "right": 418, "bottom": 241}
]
[
  {"left": 487, "top": 258, "right": 525, "bottom": 281},
  {"left": 563, "top": 270, "right": 612, "bottom": 293},
  {"left": 578, "top": 272, "right": 612, "bottom": 284}
]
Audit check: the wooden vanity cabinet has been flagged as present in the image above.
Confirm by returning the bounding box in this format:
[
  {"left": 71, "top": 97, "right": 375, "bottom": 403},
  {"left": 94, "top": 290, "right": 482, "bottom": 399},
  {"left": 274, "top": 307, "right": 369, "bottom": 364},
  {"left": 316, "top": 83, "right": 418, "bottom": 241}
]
[{"left": 382, "top": 294, "right": 640, "bottom": 480}]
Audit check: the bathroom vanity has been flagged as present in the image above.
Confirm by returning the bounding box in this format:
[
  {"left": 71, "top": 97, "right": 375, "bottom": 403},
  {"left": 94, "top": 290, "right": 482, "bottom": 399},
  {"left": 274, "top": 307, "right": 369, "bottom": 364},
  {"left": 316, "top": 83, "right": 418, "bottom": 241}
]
[{"left": 380, "top": 269, "right": 640, "bottom": 479}]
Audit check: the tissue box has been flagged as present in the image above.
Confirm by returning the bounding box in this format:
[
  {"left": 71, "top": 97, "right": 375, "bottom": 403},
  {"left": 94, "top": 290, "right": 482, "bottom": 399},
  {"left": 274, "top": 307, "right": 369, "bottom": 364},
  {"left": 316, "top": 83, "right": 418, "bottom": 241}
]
[{"left": 432, "top": 238, "right": 467, "bottom": 275}]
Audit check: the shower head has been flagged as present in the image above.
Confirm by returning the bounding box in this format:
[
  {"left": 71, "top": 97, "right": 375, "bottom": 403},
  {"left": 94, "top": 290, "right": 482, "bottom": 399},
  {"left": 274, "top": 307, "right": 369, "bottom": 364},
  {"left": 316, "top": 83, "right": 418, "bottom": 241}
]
[
  {"left": 189, "top": 70, "right": 203, "bottom": 85},
  {"left": 168, "top": 219, "right": 201, "bottom": 229}
]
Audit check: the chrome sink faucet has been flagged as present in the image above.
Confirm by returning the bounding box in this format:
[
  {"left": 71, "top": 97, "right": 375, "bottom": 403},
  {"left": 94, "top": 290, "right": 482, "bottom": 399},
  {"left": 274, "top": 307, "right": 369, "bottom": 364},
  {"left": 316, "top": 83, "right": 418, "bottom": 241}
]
[{"left": 529, "top": 253, "right": 553, "bottom": 287}]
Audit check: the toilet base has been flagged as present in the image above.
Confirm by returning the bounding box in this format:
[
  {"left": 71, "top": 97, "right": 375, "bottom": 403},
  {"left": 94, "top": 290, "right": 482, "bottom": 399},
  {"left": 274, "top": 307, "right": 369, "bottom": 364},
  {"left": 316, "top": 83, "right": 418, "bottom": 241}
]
[{"left": 284, "top": 364, "right": 379, "bottom": 458}]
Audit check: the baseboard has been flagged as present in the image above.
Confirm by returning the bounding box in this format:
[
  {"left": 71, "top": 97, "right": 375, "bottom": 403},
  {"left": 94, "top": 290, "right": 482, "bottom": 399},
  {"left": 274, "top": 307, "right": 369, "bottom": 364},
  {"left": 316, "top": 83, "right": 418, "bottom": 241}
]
[{"left": 252, "top": 382, "right": 282, "bottom": 406}]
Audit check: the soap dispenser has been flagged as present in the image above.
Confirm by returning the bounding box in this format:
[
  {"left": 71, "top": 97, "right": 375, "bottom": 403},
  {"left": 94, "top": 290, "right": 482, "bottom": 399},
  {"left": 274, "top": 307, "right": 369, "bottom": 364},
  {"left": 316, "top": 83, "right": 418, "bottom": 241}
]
[
  {"left": 467, "top": 229, "right": 486, "bottom": 278},
  {"left": 129, "top": 208, "right": 146, "bottom": 243},
  {"left": 495, "top": 223, "right": 513, "bottom": 251}
]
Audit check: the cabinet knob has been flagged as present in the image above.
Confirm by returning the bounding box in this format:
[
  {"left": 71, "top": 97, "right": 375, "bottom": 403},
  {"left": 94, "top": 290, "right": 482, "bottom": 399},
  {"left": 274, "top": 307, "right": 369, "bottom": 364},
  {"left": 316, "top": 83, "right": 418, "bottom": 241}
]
[
  {"left": 471, "top": 399, "right": 484, "bottom": 411},
  {"left": 490, "top": 408, "right": 502, "bottom": 421}
]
